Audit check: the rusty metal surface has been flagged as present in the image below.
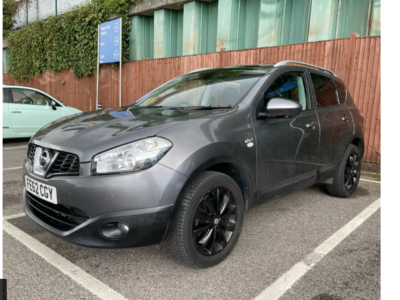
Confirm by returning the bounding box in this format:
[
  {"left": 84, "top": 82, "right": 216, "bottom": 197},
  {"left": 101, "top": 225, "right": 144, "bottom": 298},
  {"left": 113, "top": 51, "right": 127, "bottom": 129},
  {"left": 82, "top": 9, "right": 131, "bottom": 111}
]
[{"left": 3, "top": 36, "right": 381, "bottom": 164}]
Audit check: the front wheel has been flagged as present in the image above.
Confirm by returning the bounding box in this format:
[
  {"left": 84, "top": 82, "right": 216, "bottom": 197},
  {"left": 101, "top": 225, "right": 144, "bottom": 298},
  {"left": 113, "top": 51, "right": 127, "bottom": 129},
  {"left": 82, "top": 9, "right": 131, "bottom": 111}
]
[
  {"left": 327, "top": 144, "right": 361, "bottom": 198},
  {"left": 168, "top": 171, "right": 244, "bottom": 268}
]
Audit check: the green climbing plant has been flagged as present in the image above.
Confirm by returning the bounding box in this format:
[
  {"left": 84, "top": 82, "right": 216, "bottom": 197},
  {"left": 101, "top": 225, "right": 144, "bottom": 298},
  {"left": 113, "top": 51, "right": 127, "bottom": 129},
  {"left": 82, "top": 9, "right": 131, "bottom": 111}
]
[
  {"left": 3, "top": 0, "right": 16, "bottom": 38},
  {"left": 7, "top": 0, "right": 139, "bottom": 81}
]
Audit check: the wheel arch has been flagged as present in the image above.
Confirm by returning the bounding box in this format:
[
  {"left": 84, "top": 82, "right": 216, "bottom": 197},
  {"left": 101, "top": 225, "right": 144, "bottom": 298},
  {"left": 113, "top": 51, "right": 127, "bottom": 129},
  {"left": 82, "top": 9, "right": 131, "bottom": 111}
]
[
  {"left": 162, "top": 158, "right": 255, "bottom": 242},
  {"left": 350, "top": 136, "right": 365, "bottom": 160}
]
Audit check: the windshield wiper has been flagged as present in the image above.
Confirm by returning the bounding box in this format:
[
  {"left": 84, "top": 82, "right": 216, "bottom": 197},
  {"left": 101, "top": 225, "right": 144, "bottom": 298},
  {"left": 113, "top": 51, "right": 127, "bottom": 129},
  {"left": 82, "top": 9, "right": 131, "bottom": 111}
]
[{"left": 179, "top": 105, "right": 232, "bottom": 110}]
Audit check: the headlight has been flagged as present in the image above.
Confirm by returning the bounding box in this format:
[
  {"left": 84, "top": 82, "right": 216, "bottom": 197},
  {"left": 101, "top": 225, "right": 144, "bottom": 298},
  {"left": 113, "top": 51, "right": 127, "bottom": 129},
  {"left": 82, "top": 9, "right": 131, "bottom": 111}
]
[{"left": 92, "top": 137, "right": 172, "bottom": 174}]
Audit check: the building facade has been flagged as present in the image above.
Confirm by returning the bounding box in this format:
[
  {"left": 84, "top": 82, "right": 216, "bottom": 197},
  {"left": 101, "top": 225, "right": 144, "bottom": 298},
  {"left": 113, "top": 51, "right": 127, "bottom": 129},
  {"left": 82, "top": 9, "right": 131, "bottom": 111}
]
[{"left": 3, "top": 0, "right": 381, "bottom": 73}]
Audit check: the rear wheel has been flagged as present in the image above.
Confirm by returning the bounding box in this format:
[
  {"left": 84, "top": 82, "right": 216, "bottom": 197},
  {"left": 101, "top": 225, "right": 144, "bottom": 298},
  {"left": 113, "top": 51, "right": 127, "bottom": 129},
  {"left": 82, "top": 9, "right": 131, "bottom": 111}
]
[
  {"left": 327, "top": 144, "right": 361, "bottom": 198},
  {"left": 168, "top": 171, "right": 244, "bottom": 268}
]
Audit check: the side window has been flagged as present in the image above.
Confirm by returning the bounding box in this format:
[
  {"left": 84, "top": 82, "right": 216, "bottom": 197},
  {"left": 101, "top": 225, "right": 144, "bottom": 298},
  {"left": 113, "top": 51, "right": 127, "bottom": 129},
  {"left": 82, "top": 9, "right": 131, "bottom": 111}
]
[
  {"left": 11, "top": 89, "right": 32, "bottom": 104},
  {"left": 261, "top": 72, "right": 308, "bottom": 112},
  {"left": 333, "top": 80, "right": 347, "bottom": 105},
  {"left": 3, "top": 89, "right": 11, "bottom": 103},
  {"left": 310, "top": 73, "right": 339, "bottom": 108},
  {"left": 11, "top": 89, "right": 53, "bottom": 106}
]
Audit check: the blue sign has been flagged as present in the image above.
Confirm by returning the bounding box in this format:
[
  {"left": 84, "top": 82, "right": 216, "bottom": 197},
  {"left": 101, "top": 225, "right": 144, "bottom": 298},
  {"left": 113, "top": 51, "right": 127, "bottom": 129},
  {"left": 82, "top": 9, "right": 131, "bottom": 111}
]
[{"left": 99, "top": 19, "right": 121, "bottom": 64}]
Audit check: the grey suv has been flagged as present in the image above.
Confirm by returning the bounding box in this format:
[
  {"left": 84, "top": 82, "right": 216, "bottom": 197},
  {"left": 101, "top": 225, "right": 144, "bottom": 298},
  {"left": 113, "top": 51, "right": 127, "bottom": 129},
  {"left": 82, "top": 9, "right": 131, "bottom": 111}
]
[{"left": 23, "top": 61, "right": 364, "bottom": 268}]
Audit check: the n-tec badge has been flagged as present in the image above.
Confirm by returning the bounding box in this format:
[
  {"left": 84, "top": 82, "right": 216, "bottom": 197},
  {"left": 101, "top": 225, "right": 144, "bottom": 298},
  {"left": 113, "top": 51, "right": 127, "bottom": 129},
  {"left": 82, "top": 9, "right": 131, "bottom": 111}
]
[{"left": 39, "top": 149, "right": 52, "bottom": 170}]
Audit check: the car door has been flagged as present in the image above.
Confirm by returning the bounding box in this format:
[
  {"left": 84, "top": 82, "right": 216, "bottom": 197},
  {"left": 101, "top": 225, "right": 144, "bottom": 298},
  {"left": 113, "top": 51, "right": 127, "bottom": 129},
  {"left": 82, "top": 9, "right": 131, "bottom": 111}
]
[
  {"left": 253, "top": 71, "right": 320, "bottom": 195},
  {"left": 3, "top": 88, "right": 12, "bottom": 137},
  {"left": 307, "top": 72, "right": 354, "bottom": 174},
  {"left": 8, "top": 88, "right": 62, "bottom": 134}
]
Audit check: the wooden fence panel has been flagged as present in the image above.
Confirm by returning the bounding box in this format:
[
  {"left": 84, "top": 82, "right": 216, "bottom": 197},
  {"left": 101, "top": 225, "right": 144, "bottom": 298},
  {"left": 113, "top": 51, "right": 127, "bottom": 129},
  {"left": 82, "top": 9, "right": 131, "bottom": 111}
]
[{"left": 3, "top": 36, "right": 381, "bottom": 164}]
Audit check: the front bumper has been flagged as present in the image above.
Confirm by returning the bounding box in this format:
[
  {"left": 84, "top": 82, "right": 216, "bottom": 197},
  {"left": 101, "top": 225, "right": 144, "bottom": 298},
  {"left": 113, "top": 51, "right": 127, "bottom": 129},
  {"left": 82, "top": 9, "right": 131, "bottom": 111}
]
[
  {"left": 22, "top": 158, "right": 187, "bottom": 248},
  {"left": 24, "top": 190, "right": 173, "bottom": 247}
]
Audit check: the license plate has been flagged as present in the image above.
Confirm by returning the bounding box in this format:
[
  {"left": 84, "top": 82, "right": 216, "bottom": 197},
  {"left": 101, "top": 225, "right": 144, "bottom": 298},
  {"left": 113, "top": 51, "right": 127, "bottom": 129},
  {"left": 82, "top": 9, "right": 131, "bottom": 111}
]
[{"left": 25, "top": 176, "right": 57, "bottom": 204}]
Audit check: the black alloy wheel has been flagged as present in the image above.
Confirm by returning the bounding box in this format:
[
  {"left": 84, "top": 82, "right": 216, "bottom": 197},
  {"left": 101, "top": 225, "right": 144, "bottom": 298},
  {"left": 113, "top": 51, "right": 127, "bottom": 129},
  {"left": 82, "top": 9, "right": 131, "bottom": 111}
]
[
  {"left": 327, "top": 144, "right": 361, "bottom": 198},
  {"left": 192, "top": 187, "right": 237, "bottom": 256},
  {"left": 168, "top": 171, "right": 244, "bottom": 268},
  {"left": 344, "top": 151, "right": 360, "bottom": 191}
]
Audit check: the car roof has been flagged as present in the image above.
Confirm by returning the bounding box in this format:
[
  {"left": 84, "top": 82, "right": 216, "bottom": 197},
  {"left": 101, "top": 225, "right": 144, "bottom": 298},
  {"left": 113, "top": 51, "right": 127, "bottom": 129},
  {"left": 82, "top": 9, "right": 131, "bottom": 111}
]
[
  {"left": 3, "top": 84, "right": 39, "bottom": 89},
  {"left": 190, "top": 60, "right": 338, "bottom": 78}
]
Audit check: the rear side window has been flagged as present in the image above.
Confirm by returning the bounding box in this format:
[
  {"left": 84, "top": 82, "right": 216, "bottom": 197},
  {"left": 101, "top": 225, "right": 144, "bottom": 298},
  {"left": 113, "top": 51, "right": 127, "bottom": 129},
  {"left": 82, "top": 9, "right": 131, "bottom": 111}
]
[
  {"left": 333, "top": 80, "right": 347, "bottom": 105},
  {"left": 310, "top": 73, "right": 339, "bottom": 108}
]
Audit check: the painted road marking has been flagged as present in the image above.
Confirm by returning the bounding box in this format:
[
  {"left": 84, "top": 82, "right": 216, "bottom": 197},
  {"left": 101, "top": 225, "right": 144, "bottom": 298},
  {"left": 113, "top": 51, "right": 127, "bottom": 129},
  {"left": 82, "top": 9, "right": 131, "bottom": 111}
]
[
  {"left": 3, "top": 146, "right": 27, "bottom": 150},
  {"left": 3, "top": 167, "right": 23, "bottom": 171},
  {"left": 254, "top": 198, "right": 381, "bottom": 300},
  {"left": 4, "top": 212, "right": 26, "bottom": 220},
  {"left": 360, "top": 178, "right": 381, "bottom": 184},
  {"left": 3, "top": 219, "right": 129, "bottom": 300}
]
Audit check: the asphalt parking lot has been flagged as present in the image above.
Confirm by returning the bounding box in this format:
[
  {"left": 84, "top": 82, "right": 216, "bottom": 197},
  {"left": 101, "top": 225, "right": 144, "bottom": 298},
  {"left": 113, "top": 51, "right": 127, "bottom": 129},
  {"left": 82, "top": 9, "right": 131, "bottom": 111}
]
[{"left": 3, "top": 139, "right": 381, "bottom": 300}]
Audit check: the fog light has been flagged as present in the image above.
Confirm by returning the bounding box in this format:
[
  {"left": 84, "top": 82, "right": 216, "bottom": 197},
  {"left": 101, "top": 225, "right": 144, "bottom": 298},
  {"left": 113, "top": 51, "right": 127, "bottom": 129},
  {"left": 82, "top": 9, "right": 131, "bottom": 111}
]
[{"left": 99, "top": 222, "right": 130, "bottom": 239}]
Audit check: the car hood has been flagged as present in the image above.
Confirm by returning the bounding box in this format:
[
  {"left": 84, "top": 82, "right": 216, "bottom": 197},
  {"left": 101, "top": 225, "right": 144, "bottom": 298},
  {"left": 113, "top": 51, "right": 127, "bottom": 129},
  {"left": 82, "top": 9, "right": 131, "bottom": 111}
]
[{"left": 31, "top": 106, "right": 228, "bottom": 162}]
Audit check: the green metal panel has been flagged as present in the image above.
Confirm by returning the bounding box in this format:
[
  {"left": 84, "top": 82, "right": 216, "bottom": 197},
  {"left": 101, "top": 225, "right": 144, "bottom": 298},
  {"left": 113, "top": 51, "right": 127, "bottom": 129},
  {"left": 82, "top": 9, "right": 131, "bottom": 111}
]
[
  {"left": 176, "top": 10, "right": 183, "bottom": 56},
  {"left": 207, "top": 2, "right": 218, "bottom": 53},
  {"left": 281, "top": 0, "right": 312, "bottom": 45},
  {"left": 336, "top": 0, "right": 371, "bottom": 38},
  {"left": 217, "top": 0, "right": 261, "bottom": 51},
  {"left": 216, "top": 0, "right": 239, "bottom": 51},
  {"left": 258, "top": 0, "right": 285, "bottom": 47},
  {"left": 183, "top": 1, "right": 218, "bottom": 55},
  {"left": 244, "top": 0, "right": 260, "bottom": 49},
  {"left": 308, "top": 0, "right": 339, "bottom": 42},
  {"left": 236, "top": 0, "right": 247, "bottom": 50},
  {"left": 130, "top": 15, "right": 154, "bottom": 61},
  {"left": 149, "top": 17, "right": 154, "bottom": 57},
  {"left": 370, "top": 0, "right": 380, "bottom": 36},
  {"left": 182, "top": 1, "right": 201, "bottom": 55},
  {"left": 3, "top": 48, "right": 10, "bottom": 74},
  {"left": 154, "top": 9, "right": 183, "bottom": 58}
]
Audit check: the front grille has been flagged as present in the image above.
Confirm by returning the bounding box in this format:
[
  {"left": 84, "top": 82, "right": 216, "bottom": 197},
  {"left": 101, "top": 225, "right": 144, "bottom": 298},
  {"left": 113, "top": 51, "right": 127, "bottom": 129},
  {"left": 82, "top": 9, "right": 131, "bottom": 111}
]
[
  {"left": 27, "top": 192, "right": 89, "bottom": 231},
  {"left": 49, "top": 152, "right": 80, "bottom": 177},
  {"left": 28, "top": 144, "right": 36, "bottom": 165},
  {"left": 27, "top": 144, "right": 80, "bottom": 177}
]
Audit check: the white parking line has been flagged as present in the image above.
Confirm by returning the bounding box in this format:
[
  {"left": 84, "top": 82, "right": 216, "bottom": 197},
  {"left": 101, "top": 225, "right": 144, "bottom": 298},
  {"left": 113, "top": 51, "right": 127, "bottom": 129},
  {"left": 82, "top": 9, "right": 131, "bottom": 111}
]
[
  {"left": 3, "top": 167, "right": 23, "bottom": 171},
  {"left": 254, "top": 198, "right": 381, "bottom": 300},
  {"left": 3, "top": 219, "right": 129, "bottom": 300},
  {"left": 360, "top": 178, "right": 381, "bottom": 184},
  {"left": 4, "top": 212, "right": 26, "bottom": 220},
  {"left": 3, "top": 146, "right": 27, "bottom": 150}
]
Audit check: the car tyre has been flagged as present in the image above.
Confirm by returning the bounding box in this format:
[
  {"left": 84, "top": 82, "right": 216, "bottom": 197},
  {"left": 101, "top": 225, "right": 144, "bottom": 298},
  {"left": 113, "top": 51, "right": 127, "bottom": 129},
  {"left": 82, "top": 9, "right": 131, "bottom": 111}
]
[
  {"left": 327, "top": 144, "right": 361, "bottom": 198},
  {"left": 168, "top": 171, "right": 244, "bottom": 268}
]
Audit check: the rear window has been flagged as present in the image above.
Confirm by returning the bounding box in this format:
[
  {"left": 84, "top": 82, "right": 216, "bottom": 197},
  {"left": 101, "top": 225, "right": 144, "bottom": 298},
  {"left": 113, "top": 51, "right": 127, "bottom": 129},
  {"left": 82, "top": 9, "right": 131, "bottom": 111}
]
[
  {"left": 333, "top": 80, "right": 347, "bottom": 105},
  {"left": 310, "top": 73, "right": 339, "bottom": 108}
]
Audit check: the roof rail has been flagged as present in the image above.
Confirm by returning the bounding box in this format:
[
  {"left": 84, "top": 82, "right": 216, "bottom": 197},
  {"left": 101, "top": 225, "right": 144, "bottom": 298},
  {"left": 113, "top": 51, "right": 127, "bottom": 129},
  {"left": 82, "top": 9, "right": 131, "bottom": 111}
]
[
  {"left": 273, "top": 60, "right": 337, "bottom": 76},
  {"left": 189, "top": 68, "right": 212, "bottom": 73}
]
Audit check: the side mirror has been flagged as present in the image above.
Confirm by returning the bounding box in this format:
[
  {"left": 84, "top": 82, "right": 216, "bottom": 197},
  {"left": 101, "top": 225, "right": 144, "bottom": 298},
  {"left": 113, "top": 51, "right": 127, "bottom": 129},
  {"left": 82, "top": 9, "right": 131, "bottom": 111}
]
[
  {"left": 51, "top": 101, "right": 57, "bottom": 110},
  {"left": 261, "top": 98, "right": 302, "bottom": 118}
]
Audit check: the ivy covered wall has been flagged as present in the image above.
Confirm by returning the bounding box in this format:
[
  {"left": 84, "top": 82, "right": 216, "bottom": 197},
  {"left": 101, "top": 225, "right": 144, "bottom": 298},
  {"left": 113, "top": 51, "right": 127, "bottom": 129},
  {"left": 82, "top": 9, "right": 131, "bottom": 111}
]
[{"left": 5, "top": 0, "right": 139, "bottom": 80}]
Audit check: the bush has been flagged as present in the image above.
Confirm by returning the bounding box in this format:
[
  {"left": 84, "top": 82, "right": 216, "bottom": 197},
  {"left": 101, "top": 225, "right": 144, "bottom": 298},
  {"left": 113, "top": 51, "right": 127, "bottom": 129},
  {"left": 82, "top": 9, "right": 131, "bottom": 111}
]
[
  {"left": 7, "top": 0, "right": 138, "bottom": 80},
  {"left": 3, "top": 0, "right": 15, "bottom": 38}
]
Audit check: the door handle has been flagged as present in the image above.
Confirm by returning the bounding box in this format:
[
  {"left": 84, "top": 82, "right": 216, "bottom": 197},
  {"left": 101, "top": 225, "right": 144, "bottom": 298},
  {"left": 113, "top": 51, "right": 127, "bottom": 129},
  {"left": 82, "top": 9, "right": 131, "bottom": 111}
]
[
  {"left": 306, "top": 121, "right": 316, "bottom": 130},
  {"left": 11, "top": 111, "right": 22, "bottom": 113},
  {"left": 342, "top": 115, "right": 348, "bottom": 122}
]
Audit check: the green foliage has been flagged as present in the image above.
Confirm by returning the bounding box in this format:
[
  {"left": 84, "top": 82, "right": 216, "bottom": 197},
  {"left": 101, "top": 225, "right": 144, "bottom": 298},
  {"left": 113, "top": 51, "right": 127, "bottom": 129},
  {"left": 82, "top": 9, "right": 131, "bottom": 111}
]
[
  {"left": 3, "top": 0, "right": 15, "bottom": 38},
  {"left": 7, "top": 0, "right": 139, "bottom": 81}
]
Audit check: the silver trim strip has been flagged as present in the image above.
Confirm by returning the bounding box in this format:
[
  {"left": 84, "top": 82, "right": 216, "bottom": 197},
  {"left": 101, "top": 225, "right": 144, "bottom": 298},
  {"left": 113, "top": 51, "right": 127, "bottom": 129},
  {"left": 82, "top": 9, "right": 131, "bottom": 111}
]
[{"left": 274, "top": 60, "right": 337, "bottom": 76}]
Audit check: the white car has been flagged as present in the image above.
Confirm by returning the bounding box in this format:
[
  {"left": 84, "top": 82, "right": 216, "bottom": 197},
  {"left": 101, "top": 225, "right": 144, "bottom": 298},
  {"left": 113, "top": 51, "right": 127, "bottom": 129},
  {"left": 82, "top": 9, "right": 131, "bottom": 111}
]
[{"left": 3, "top": 85, "right": 82, "bottom": 138}]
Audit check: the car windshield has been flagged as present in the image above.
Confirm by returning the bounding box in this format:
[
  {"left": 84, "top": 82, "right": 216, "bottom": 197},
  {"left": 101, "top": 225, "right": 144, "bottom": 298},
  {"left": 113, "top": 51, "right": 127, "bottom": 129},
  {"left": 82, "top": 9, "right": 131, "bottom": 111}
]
[{"left": 131, "top": 69, "right": 266, "bottom": 108}]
